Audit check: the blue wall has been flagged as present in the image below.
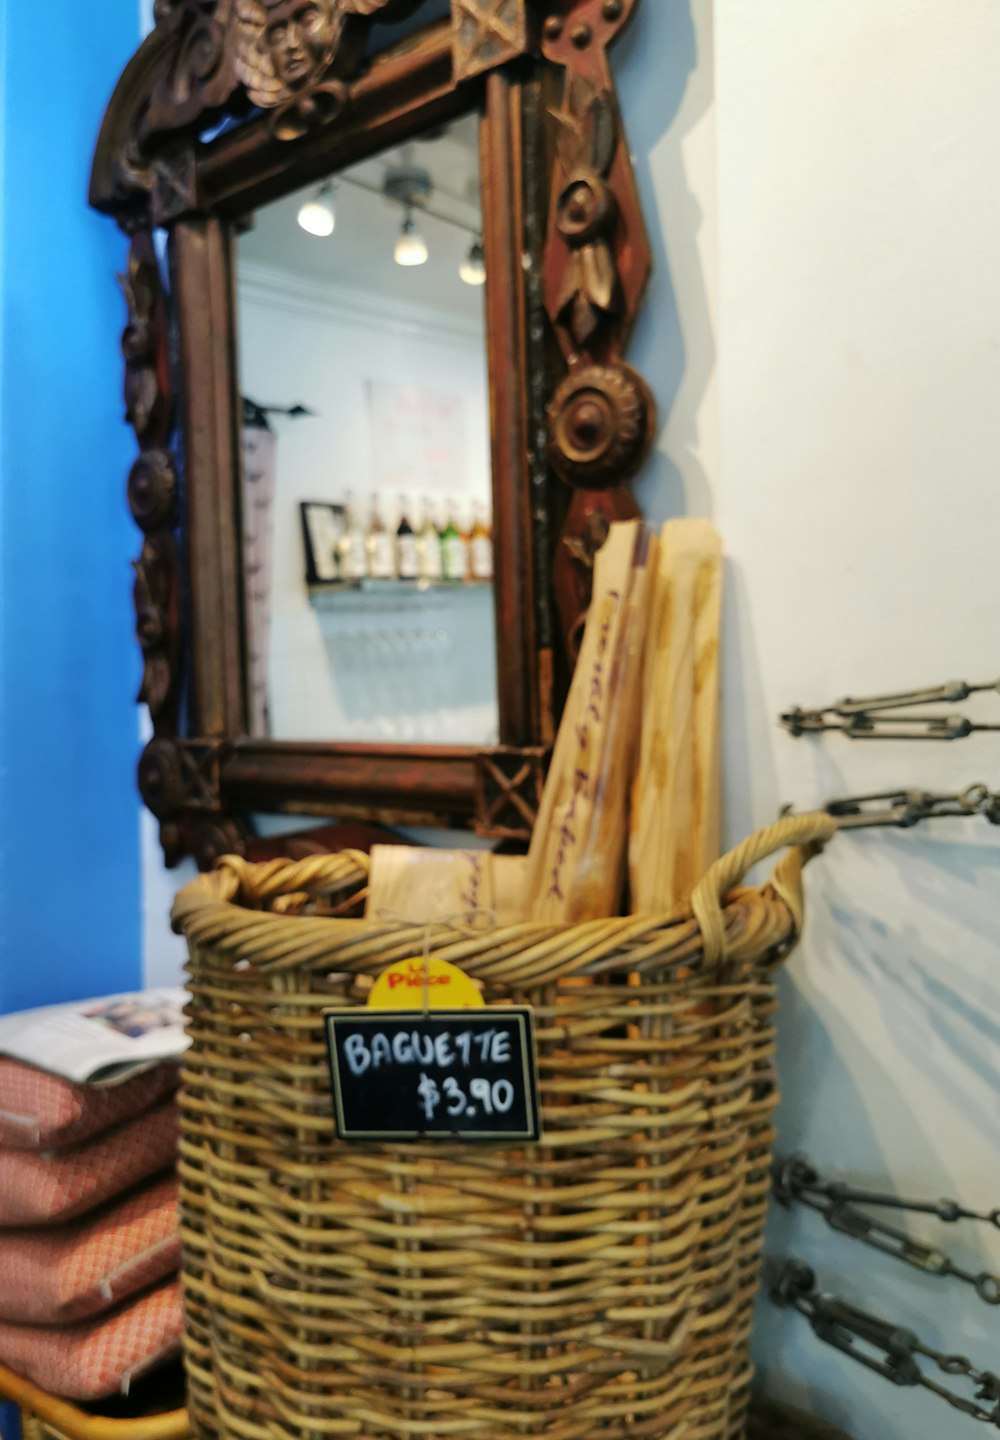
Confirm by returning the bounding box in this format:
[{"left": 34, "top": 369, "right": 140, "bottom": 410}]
[{"left": 0, "top": 0, "right": 143, "bottom": 1013}]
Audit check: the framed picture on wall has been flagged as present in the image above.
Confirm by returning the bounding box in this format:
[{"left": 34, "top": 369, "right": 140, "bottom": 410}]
[{"left": 301, "top": 502, "right": 345, "bottom": 585}]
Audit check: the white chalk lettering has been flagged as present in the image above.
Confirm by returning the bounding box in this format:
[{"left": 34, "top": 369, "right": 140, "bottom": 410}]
[
  {"left": 413, "top": 1033, "right": 435, "bottom": 1066},
  {"left": 434, "top": 1031, "right": 455, "bottom": 1068},
  {"left": 344, "top": 1034, "right": 371, "bottom": 1077},
  {"left": 474, "top": 1028, "right": 497, "bottom": 1063},
  {"left": 340, "top": 1025, "right": 517, "bottom": 1080}
]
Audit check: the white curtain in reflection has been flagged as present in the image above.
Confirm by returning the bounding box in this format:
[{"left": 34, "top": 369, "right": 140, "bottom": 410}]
[{"left": 241, "top": 425, "right": 277, "bottom": 738}]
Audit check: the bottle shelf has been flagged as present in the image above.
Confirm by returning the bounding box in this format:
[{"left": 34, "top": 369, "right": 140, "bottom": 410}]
[{"left": 307, "top": 577, "right": 493, "bottom": 608}]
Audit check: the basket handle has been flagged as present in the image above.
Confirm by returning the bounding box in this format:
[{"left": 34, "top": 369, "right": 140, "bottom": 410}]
[
  {"left": 215, "top": 850, "right": 370, "bottom": 907},
  {"left": 690, "top": 812, "right": 837, "bottom": 965}
]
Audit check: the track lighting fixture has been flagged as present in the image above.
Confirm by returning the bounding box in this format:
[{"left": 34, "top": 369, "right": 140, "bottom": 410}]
[
  {"left": 297, "top": 182, "right": 336, "bottom": 238},
  {"left": 394, "top": 210, "right": 429, "bottom": 267},
  {"left": 459, "top": 238, "right": 486, "bottom": 286}
]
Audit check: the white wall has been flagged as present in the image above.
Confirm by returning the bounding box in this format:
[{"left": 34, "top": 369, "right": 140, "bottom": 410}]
[
  {"left": 621, "top": 2, "right": 1000, "bottom": 1435},
  {"left": 237, "top": 263, "right": 498, "bottom": 745}
]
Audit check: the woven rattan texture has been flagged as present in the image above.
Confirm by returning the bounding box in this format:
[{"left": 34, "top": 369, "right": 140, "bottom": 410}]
[{"left": 172, "top": 817, "right": 834, "bottom": 1440}]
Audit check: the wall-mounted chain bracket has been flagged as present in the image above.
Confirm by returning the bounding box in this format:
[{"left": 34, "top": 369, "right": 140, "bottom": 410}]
[
  {"left": 771, "top": 1260, "right": 1000, "bottom": 1429},
  {"left": 775, "top": 1155, "right": 1000, "bottom": 1305},
  {"left": 785, "top": 783, "right": 1000, "bottom": 831},
  {"left": 782, "top": 678, "right": 1000, "bottom": 741}
]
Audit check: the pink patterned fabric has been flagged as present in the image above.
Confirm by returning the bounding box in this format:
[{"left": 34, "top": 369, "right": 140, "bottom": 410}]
[
  {"left": 0, "top": 1061, "right": 179, "bottom": 1150},
  {"left": 0, "top": 1175, "right": 180, "bottom": 1324},
  {"left": 0, "top": 1279, "right": 184, "bottom": 1400},
  {"left": 0, "top": 1100, "right": 177, "bottom": 1227}
]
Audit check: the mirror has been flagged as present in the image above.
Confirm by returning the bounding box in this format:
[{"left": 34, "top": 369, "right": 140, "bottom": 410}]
[
  {"left": 236, "top": 116, "right": 500, "bottom": 746},
  {"left": 90, "top": 0, "right": 655, "bottom": 866}
]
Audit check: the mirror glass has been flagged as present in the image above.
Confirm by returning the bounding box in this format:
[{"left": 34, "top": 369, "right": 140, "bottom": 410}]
[{"left": 236, "top": 113, "right": 498, "bottom": 747}]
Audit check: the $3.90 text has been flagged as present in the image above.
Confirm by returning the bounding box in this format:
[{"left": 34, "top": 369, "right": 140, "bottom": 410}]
[{"left": 416, "top": 1073, "right": 515, "bottom": 1124}]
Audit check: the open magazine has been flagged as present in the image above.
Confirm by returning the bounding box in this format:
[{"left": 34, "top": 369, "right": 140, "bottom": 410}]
[{"left": 0, "top": 988, "right": 189, "bottom": 1085}]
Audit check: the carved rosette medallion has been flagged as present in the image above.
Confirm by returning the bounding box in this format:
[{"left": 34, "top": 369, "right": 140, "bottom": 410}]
[
  {"left": 547, "top": 362, "right": 652, "bottom": 489},
  {"left": 128, "top": 450, "right": 178, "bottom": 533},
  {"left": 138, "top": 737, "right": 189, "bottom": 820}
]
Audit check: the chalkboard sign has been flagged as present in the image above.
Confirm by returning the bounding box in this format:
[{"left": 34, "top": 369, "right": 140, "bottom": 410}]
[{"left": 324, "top": 1009, "right": 541, "bottom": 1143}]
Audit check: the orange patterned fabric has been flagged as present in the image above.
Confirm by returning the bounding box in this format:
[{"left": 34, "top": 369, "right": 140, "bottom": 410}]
[
  {"left": 0, "top": 1175, "right": 180, "bottom": 1324},
  {"left": 0, "top": 1061, "right": 179, "bottom": 1150},
  {"left": 0, "top": 1100, "right": 177, "bottom": 1227},
  {"left": 0, "top": 1279, "right": 183, "bottom": 1400}
]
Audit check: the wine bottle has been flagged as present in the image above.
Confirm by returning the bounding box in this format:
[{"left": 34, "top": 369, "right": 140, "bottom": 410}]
[
  {"left": 418, "top": 500, "right": 442, "bottom": 582},
  {"left": 339, "top": 493, "right": 368, "bottom": 582},
  {"left": 469, "top": 502, "right": 493, "bottom": 582},
  {"left": 367, "top": 496, "right": 395, "bottom": 579},
  {"left": 441, "top": 502, "right": 468, "bottom": 582},
  {"left": 396, "top": 496, "right": 419, "bottom": 581}
]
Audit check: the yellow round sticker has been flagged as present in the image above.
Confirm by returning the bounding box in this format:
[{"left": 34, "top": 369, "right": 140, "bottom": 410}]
[{"left": 367, "top": 957, "right": 485, "bottom": 1011}]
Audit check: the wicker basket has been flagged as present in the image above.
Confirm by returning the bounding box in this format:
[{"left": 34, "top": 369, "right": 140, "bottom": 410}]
[{"left": 171, "top": 813, "right": 835, "bottom": 1440}]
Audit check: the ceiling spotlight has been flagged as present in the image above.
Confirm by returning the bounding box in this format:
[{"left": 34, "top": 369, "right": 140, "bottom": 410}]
[
  {"left": 459, "top": 238, "right": 486, "bottom": 287},
  {"left": 395, "top": 211, "right": 428, "bottom": 267},
  {"left": 297, "top": 182, "right": 336, "bottom": 238}
]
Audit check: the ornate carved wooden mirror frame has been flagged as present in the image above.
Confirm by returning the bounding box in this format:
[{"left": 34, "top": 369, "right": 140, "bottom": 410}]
[{"left": 91, "top": 0, "right": 653, "bottom": 869}]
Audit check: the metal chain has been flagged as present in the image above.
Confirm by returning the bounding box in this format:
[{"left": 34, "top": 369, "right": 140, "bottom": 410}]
[
  {"left": 783, "top": 783, "right": 1000, "bottom": 831},
  {"left": 781, "top": 677, "right": 1000, "bottom": 741},
  {"left": 772, "top": 1261, "right": 1000, "bottom": 1428},
  {"left": 775, "top": 1156, "right": 1000, "bottom": 1304}
]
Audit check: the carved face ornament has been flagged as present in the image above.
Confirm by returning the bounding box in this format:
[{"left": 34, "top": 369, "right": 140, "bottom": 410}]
[
  {"left": 267, "top": 1, "right": 331, "bottom": 85},
  {"left": 235, "top": 0, "right": 343, "bottom": 106}
]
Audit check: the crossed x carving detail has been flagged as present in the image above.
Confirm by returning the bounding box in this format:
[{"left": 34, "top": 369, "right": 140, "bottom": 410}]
[{"left": 453, "top": 0, "right": 523, "bottom": 59}]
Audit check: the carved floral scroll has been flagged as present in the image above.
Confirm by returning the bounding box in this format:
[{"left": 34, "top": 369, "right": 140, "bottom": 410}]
[
  {"left": 540, "top": 0, "right": 654, "bottom": 663},
  {"left": 119, "top": 234, "right": 250, "bottom": 866}
]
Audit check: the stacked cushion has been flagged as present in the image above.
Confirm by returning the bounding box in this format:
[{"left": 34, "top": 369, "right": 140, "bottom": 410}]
[
  {"left": 0, "top": 1059, "right": 183, "bottom": 1399},
  {"left": 0, "top": 1279, "right": 184, "bottom": 1401},
  {"left": 0, "top": 1173, "right": 181, "bottom": 1324},
  {"left": 0, "top": 1099, "right": 177, "bottom": 1228},
  {"left": 0, "top": 1060, "right": 178, "bottom": 1150}
]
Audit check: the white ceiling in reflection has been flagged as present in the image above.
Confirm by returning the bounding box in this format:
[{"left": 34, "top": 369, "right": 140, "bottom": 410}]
[{"left": 238, "top": 113, "right": 485, "bottom": 325}]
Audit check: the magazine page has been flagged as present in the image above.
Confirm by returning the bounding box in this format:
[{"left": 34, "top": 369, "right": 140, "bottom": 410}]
[{"left": 0, "top": 989, "right": 190, "bottom": 1085}]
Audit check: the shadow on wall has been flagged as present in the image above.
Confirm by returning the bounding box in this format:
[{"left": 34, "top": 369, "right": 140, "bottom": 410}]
[
  {"left": 826, "top": 832, "right": 1000, "bottom": 1144},
  {"left": 718, "top": 557, "right": 782, "bottom": 850},
  {"left": 617, "top": 0, "right": 718, "bottom": 523},
  {"left": 750, "top": 922, "right": 927, "bottom": 1436},
  {"left": 773, "top": 829, "right": 1000, "bottom": 1161},
  {"left": 752, "top": 991, "right": 883, "bottom": 1434},
  {"left": 753, "top": 826, "right": 1000, "bottom": 1438}
]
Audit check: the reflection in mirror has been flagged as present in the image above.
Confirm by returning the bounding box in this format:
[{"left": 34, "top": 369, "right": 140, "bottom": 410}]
[{"left": 236, "top": 113, "right": 498, "bottom": 748}]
